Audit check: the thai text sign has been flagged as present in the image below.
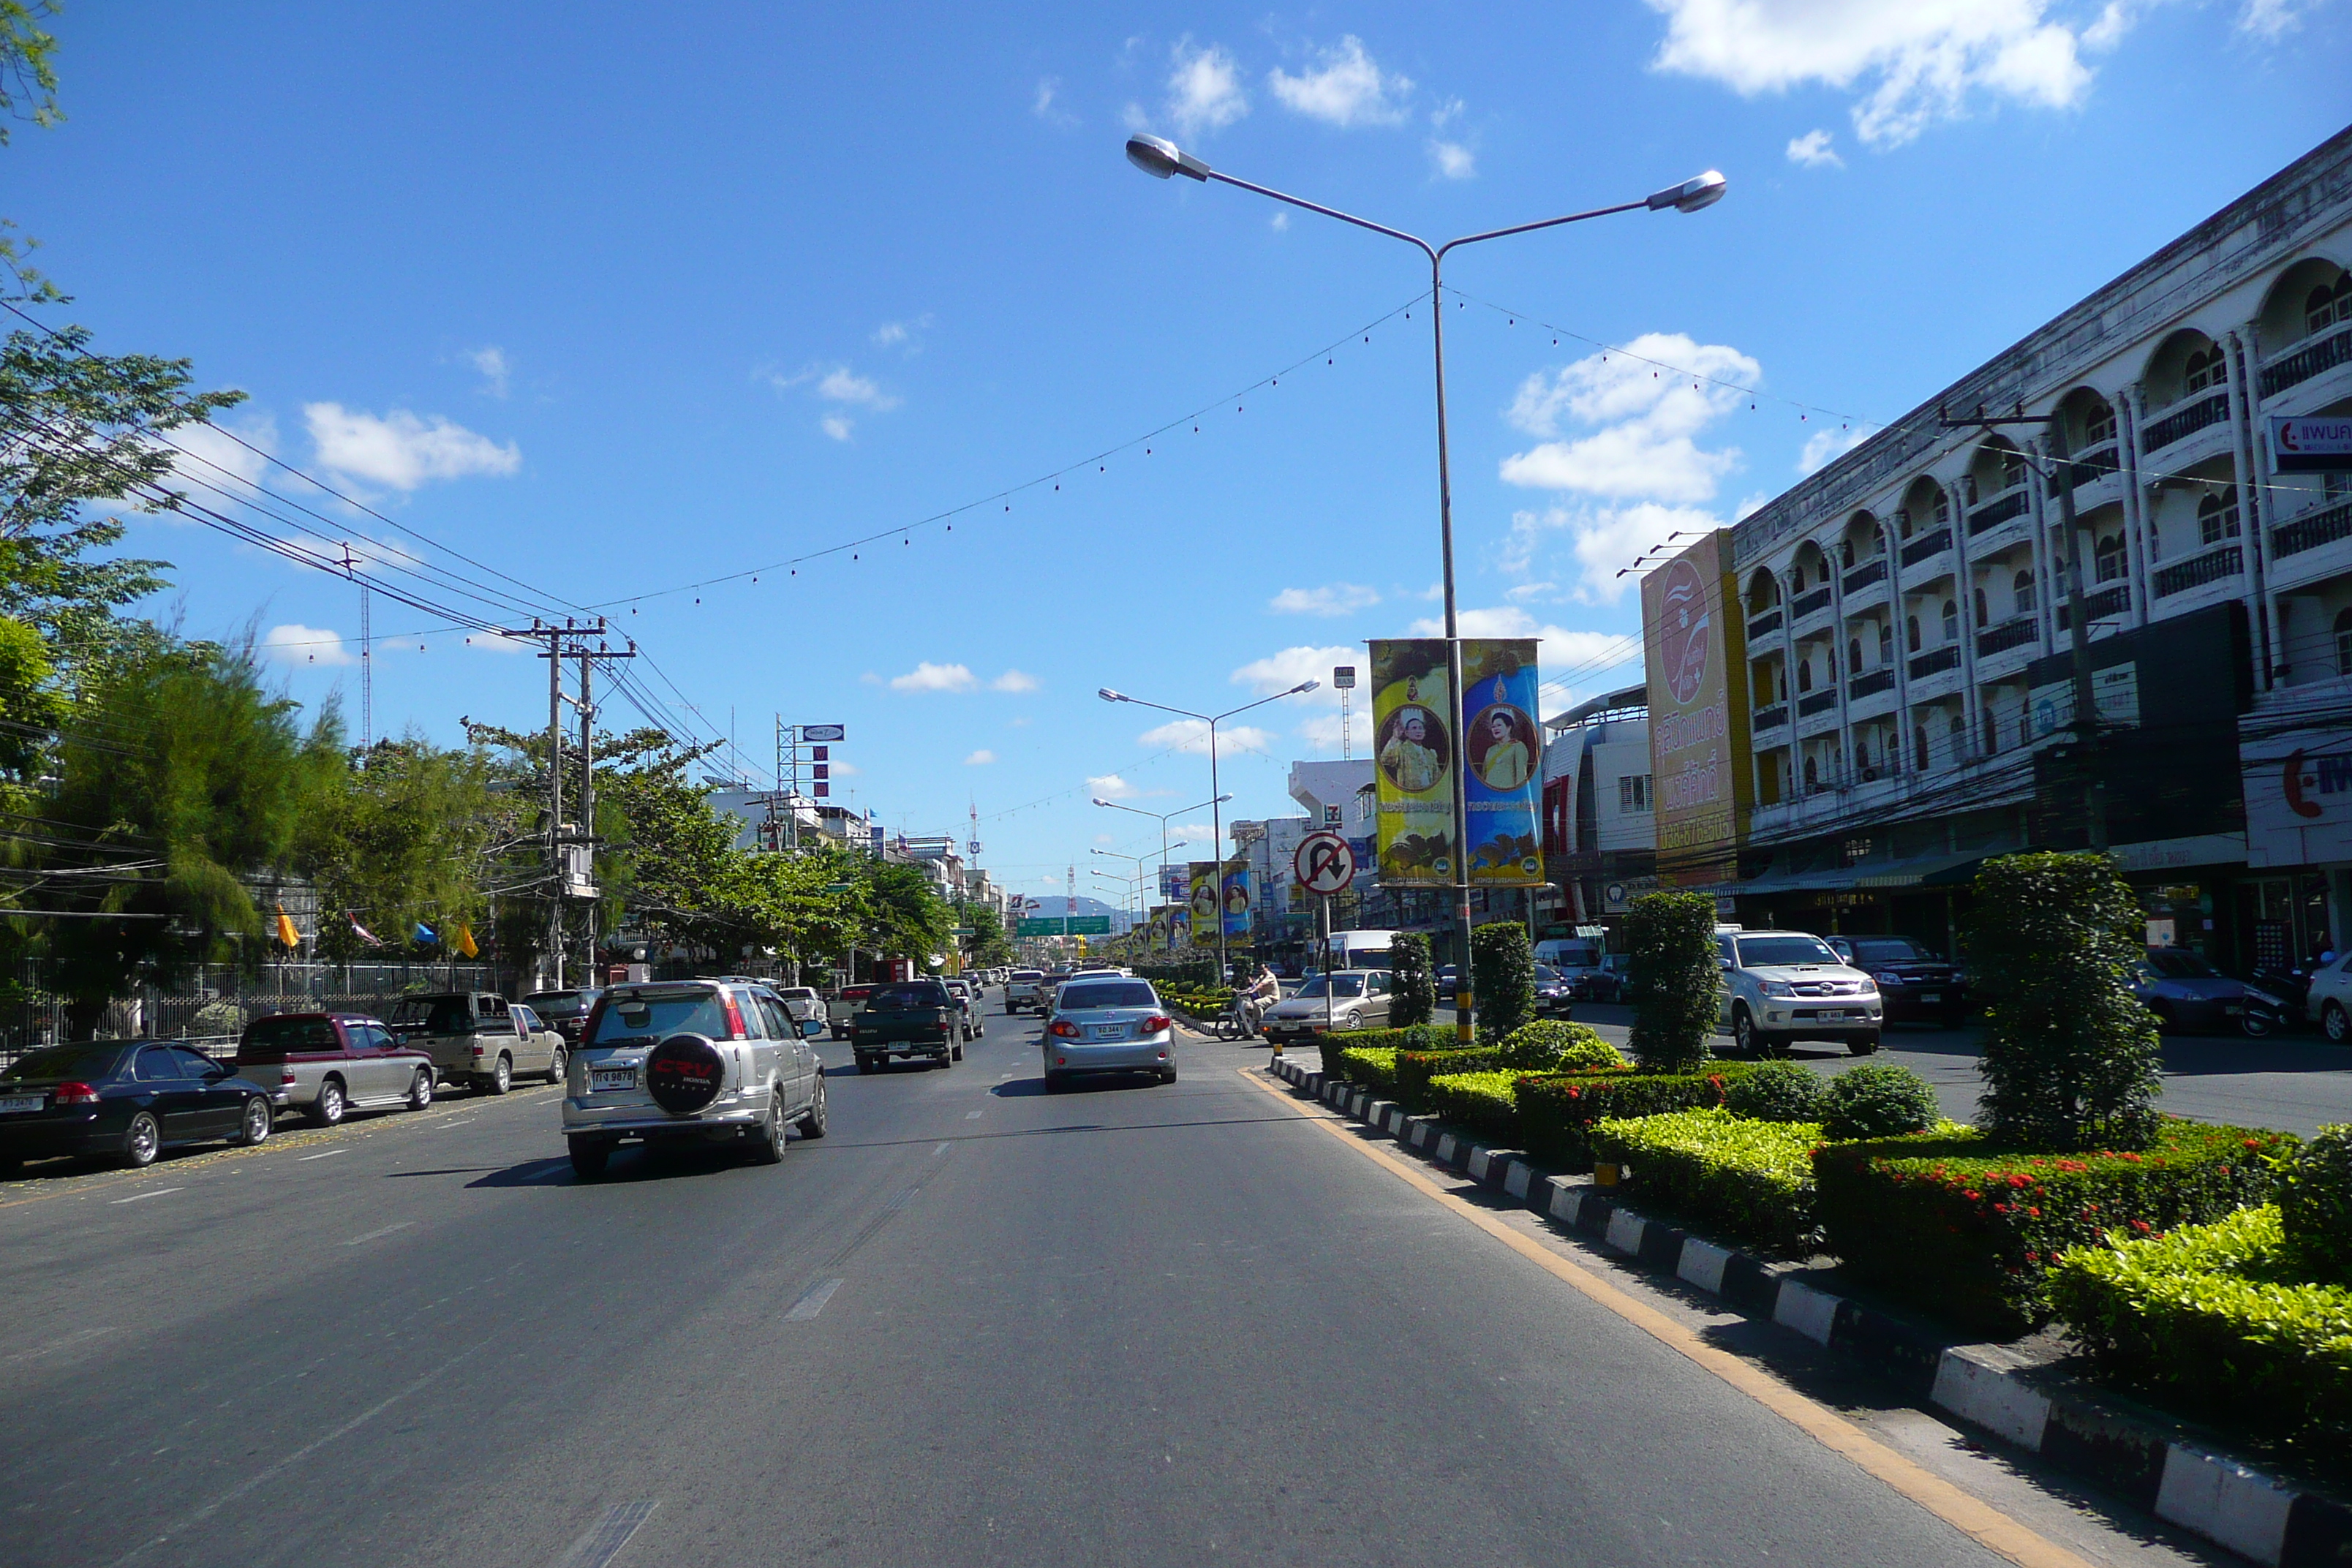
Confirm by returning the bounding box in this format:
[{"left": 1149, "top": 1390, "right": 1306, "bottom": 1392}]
[{"left": 1643, "top": 530, "right": 1750, "bottom": 887}]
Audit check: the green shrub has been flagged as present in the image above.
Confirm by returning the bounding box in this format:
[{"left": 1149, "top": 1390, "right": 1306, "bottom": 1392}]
[
  {"left": 1332, "top": 1047, "right": 1398, "bottom": 1090},
  {"left": 2276, "top": 1123, "right": 2352, "bottom": 1286},
  {"left": 1819, "top": 1063, "right": 1939, "bottom": 1141},
  {"left": 1725, "top": 1061, "right": 1825, "bottom": 1123},
  {"left": 1395, "top": 1047, "right": 1512, "bottom": 1109},
  {"left": 1626, "top": 892, "right": 1720, "bottom": 1072},
  {"left": 2050, "top": 1206, "right": 2352, "bottom": 1453},
  {"left": 1471, "top": 922, "right": 1537, "bottom": 1043},
  {"left": 1496, "top": 1019, "right": 1623, "bottom": 1073},
  {"left": 1427, "top": 1071, "right": 1523, "bottom": 1145},
  {"left": 1962, "top": 853, "right": 2163, "bottom": 1150},
  {"left": 1593, "top": 1107, "right": 1825, "bottom": 1258},
  {"left": 1513, "top": 1063, "right": 1755, "bottom": 1172},
  {"left": 1815, "top": 1119, "right": 2296, "bottom": 1334},
  {"left": 1388, "top": 931, "right": 1435, "bottom": 1028}
]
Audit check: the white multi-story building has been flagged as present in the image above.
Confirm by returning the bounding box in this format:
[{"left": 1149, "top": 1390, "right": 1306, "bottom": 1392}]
[
  {"left": 1539, "top": 684, "right": 1655, "bottom": 924},
  {"left": 1716, "top": 126, "right": 2352, "bottom": 966}
]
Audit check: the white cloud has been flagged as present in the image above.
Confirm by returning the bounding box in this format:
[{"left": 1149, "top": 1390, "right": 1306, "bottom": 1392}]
[
  {"left": 2238, "top": 0, "right": 2318, "bottom": 35},
  {"left": 889, "top": 661, "right": 977, "bottom": 693},
  {"left": 815, "top": 367, "right": 900, "bottom": 410},
  {"left": 152, "top": 416, "right": 278, "bottom": 518},
  {"left": 819, "top": 415, "right": 853, "bottom": 442},
  {"left": 1139, "top": 719, "right": 1275, "bottom": 755},
  {"left": 990, "top": 669, "right": 1039, "bottom": 693},
  {"left": 965, "top": 750, "right": 997, "bottom": 766},
  {"left": 469, "top": 345, "right": 510, "bottom": 398},
  {"left": 767, "top": 361, "right": 903, "bottom": 441},
  {"left": 872, "top": 323, "right": 909, "bottom": 349},
  {"left": 1501, "top": 501, "right": 1729, "bottom": 604},
  {"left": 1267, "top": 36, "right": 1411, "bottom": 127},
  {"left": 1429, "top": 140, "right": 1476, "bottom": 179},
  {"left": 1232, "top": 645, "right": 1354, "bottom": 708},
  {"left": 1500, "top": 333, "right": 1759, "bottom": 504},
  {"left": 1269, "top": 582, "right": 1381, "bottom": 617},
  {"left": 1645, "top": 0, "right": 2103, "bottom": 148},
  {"left": 303, "top": 404, "right": 521, "bottom": 492},
  {"left": 1507, "top": 581, "right": 1561, "bottom": 602},
  {"left": 1786, "top": 128, "right": 1843, "bottom": 167},
  {"left": 1032, "top": 76, "right": 1074, "bottom": 124},
  {"left": 1168, "top": 822, "right": 1215, "bottom": 846},
  {"left": 1167, "top": 40, "right": 1248, "bottom": 134},
  {"left": 462, "top": 630, "right": 530, "bottom": 655},
  {"left": 1798, "top": 423, "right": 1875, "bottom": 475},
  {"left": 1087, "top": 773, "right": 1139, "bottom": 799},
  {"left": 263, "top": 623, "right": 355, "bottom": 666},
  {"left": 870, "top": 315, "right": 932, "bottom": 355},
  {"left": 1406, "top": 606, "right": 1643, "bottom": 687},
  {"left": 1270, "top": 211, "right": 1289, "bottom": 232},
  {"left": 1094, "top": 833, "right": 1116, "bottom": 845}
]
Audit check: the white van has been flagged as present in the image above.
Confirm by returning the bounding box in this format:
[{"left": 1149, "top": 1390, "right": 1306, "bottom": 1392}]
[
  {"left": 1317, "top": 930, "right": 1400, "bottom": 973},
  {"left": 1534, "top": 937, "right": 1605, "bottom": 992}
]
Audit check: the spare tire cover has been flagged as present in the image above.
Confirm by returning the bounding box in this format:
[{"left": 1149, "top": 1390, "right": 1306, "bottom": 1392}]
[{"left": 645, "top": 1033, "right": 726, "bottom": 1114}]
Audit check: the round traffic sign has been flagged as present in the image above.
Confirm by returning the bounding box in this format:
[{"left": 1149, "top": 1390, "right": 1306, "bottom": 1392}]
[{"left": 1294, "top": 832, "right": 1357, "bottom": 896}]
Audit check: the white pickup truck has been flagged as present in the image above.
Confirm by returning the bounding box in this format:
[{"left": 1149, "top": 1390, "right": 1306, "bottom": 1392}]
[
  {"left": 1003, "top": 970, "right": 1046, "bottom": 1015},
  {"left": 385, "top": 991, "right": 566, "bottom": 1095}
]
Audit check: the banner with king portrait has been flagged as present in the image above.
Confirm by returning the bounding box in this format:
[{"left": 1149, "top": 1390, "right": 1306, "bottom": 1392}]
[{"left": 1368, "top": 639, "right": 1455, "bottom": 886}]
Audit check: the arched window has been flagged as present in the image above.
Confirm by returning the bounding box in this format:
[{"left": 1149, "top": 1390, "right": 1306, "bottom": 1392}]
[
  {"left": 1914, "top": 724, "right": 1931, "bottom": 772},
  {"left": 1942, "top": 599, "right": 1959, "bottom": 642},
  {"left": 1796, "top": 657, "right": 1813, "bottom": 693},
  {"left": 2095, "top": 535, "right": 2127, "bottom": 584},
  {"left": 1934, "top": 489, "right": 1951, "bottom": 528},
  {"left": 1975, "top": 587, "right": 1991, "bottom": 625},
  {"left": 2013, "top": 568, "right": 2037, "bottom": 616},
  {"left": 1984, "top": 709, "right": 1999, "bottom": 755},
  {"left": 2084, "top": 402, "right": 2116, "bottom": 445},
  {"left": 2184, "top": 345, "right": 2225, "bottom": 393},
  {"left": 1856, "top": 739, "right": 1874, "bottom": 780},
  {"left": 1848, "top": 636, "right": 1863, "bottom": 674},
  {"left": 1803, "top": 755, "right": 1820, "bottom": 792},
  {"left": 1791, "top": 562, "right": 1806, "bottom": 592},
  {"left": 2198, "top": 489, "right": 2241, "bottom": 545},
  {"left": 1907, "top": 614, "right": 1922, "bottom": 653},
  {"left": 1878, "top": 622, "right": 1894, "bottom": 663},
  {"left": 2000, "top": 448, "right": 2026, "bottom": 489},
  {"left": 2307, "top": 273, "right": 2352, "bottom": 337},
  {"left": 2335, "top": 608, "right": 2352, "bottom": 677},
  {"left": 1840, "top": 539, "right": 1855, "bottom": 569},
  {"left": 1963, "top": 475, "right": 1980, "bottom": 507},
  {"left": 1948, "top": 714, "right": 1967, "bottom": 758},
  {"left": 1895, "top": 508, "right": 1912, "bottom": 540}
]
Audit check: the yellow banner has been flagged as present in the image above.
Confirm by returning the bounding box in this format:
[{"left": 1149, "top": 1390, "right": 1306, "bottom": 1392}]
[
  {"left": 1642, "top": 529, "right": 1751, "bottom": 886},
  {"left": 1369, "top": 639, "right": 1455, "bottom": 886}
]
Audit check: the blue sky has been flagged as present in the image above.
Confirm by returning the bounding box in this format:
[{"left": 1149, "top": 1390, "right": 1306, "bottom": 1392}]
[{"left": 9, "top": 1, "right": 2347, "bottom": 897}]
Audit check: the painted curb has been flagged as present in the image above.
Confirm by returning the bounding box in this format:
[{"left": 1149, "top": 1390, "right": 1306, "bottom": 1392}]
[{"left": 1270, "top": 1058, "right": 2352, "bottom": 1567}]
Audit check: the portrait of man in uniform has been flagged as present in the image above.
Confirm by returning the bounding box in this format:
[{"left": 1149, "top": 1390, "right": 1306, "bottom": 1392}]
[{"left": 1377, "top": 705, "right": 1449, "bottom": 794}]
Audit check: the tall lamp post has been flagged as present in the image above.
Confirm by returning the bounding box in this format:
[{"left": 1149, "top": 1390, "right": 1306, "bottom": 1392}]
[
  {"left": 1093, "top": 796, "right": 1226, "bottom": 907},
  {"left": 1099, "top": 680, "right": 1319, "bottom": 981},
  {"left": 1124, "top": 132, "right": 1725, "bottom": 1041},
  {"left": 1093, "top": 843, "right": 1181, "bottom": 917}
]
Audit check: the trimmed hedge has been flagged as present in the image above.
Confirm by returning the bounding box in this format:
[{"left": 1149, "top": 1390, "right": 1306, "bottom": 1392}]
[
  {"left": 1512, "top": 1063, "right": 1757, "bottom": 1173},
  {"left": 1395, "top": 1047, "right": 1514, "bottom": 1109},
  {"left": 1331, "top": 1047, "right": 1398, "bottom": 1090},
  {"left": 2050, "top": 1205, "right": 2352, "bottom": 1455},
  {"left": 1592, "top": 1107, "right": 1825, "bottom": 1258},
  {"left": 1496, "top": 1019, "right": 1623, "bottom": 1072},
  {"left": 1816, "top": 1118, "right": 2298, "bottom": 1334},
  {"left": 1426, "top": 1071, "right": 1522, "bottom": 1145}
]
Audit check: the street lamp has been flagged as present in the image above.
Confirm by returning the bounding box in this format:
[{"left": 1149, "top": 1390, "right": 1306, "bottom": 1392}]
[
  {"left": 1124, "top": 135, "right": 1725, "bottom": 1040},
  {"left": 1093, "top": 795, "right": 1226, "bottom": 910},
  {"left": 1099, "top": 680, "right": 1319, "bottom": 981}
]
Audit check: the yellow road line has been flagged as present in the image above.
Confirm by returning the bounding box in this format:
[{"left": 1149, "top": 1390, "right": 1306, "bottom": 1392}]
[{"left": 1235, "top": 1066, "right": 2092, "bottom": 1568}]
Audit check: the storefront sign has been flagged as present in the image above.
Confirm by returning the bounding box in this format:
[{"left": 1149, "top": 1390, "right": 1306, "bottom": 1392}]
[
  {"left": 2106, "top": 833, "right": 2247, "bottom": 872},
  {"left": 1642, "top": 531, "right": 1751, "bottom": 887},
  {"left": 1461, "top": 639, "right": 1545, "bottom": 888},
  {"left": 2270, "top": 415, "right": 2352, "bottom": 473},
  {"left": 2027, "top": 663, "right": 2140, "bottom": 743},
  {"left": 2242, "top": 723, "right": 2352, "bottom": 867},
  {"left": 1368, "top": 639, "right": 1455, "bottom": 885}
]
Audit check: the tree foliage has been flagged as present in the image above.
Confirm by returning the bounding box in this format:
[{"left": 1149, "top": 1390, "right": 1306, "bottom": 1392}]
[
  {"left": 1387, "top": 930, "right": 1434, "bottom": 1028},
  {"left": 299, "top": 737, "right": 502, "bottom": 962},
  {"left": 1963, "top": 852, "right": 2162, "bottom": 1150},
  {"left": 1627, "top": 891, "right": 1721, "bottom": 1072},
  {"left": 1471, "top": 921, "right": 1536, "bottom": 1043}
]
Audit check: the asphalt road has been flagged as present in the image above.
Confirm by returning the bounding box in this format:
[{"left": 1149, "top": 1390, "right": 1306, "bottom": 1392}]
[{"left": 0, "top": 998, "right": 2227, "bottom": 1568}]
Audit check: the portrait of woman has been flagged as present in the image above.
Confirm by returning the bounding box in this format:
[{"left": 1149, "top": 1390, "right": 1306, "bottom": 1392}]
[{"left": 1468, "top": 701, "right": 1537, "bottom": 793}]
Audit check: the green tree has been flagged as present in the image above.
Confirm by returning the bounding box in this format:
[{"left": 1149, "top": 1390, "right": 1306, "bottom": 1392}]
[
  {"left": 299, "top": 736, "right": 501, "bottom": 962},
  {"left": 1626, "top": 891, "right": 1720, "bottom": 1072},
  {"left": 1471, "top": 921, "right": 1535, "bottom": 1042},
  {"left": 1387, "top": 930, "right": 1434, "bottom": 1027},
  {"left": 1963, "top": 852, "right": 2162, "bottom": 1150}
]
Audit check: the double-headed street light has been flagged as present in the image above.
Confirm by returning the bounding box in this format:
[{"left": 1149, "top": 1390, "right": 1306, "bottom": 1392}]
[
  {"left": 1099, "top": 680, "right": 1319, "bottom": 980},
  {"left": 1093, "top": 795, "right": 1226, "bottom": 910},
  {"left": 1124, "top": 133, "right": 1725, "bottom": 1040}
]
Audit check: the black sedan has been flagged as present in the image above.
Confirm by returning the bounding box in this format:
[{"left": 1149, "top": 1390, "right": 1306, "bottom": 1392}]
[
  {"left": 1531, "top": 965, "right": 1577, "bottom": 1018},
  {"left": 0, "top": 1041, "right": 278, "bottom": 1173},
  {"left": 1825, "top": 935, "right": 1967, "bottom": 1025}
]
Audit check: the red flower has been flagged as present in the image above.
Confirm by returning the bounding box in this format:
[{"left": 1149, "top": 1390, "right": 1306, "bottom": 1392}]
[
  {"left": 2025, "top": 1251, "right": 2040, "bottom": 1264},
  {"left": 2243, "top": 1139, "right": 2261, "bottom": 1150},
  {"left": 2008, "top": 1174, "right": 2031, "bottom": 1188},
  {"left": 1993, "top": 1202, "right": 2010, "bottom": 1213},
  {"left": 2027, "top": 1207, "right": 2040, "bottom": 1218},
  {"left": 1964, "top": 1190, "right": 1982, "bottom": 1202},
  {"left": 2130, "top": 1218, "right": 2152, "bottom": 1233}
]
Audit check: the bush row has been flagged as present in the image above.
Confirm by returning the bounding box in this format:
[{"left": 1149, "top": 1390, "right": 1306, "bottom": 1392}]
[{"left": 1591, "top": 1107, "right": 1827, "bottom": 1259}]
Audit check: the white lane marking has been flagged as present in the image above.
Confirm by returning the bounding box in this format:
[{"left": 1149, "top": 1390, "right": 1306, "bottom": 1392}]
[
  {"left": 785, "top": 1278, "right": 843, "bottom": 1321},
  {"left": 553, "top": 1499, "right": 660, "bottom": 1568},
  {"left": 109, "top": 1188, "right": 182, "bottom": 1205},
  {"left": 436, "top": 1119, "right": 477, "bottom": 1130},
  {"left": 965, "top": 1109, "right": 983, "bottom": 1120},
  {"left": 342, "top": 1221, "right": 415, "bottom": 1246},
  {"left": 998, "top": 1072, "right": 1014, "bottom": 1079},
  {"left": 297, "top": 1149, "right": 347, "bottom": 1161},
  {"left": 932, "top": 1142, "right": 949, "bottom": 1156}
]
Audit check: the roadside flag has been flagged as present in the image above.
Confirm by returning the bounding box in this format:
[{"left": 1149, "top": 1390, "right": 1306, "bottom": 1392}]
[
  {"left": 414, "top": 921, "right": 438, "bottom": 946},
  {"left": 347, "top": 913, "right": 382, "bottom": 947},
  {"left": 455, "top": 924, "right": 479, "bottom": 959},
  {"left": 274, "top": 905, "right": 300, "bottom": 950}
]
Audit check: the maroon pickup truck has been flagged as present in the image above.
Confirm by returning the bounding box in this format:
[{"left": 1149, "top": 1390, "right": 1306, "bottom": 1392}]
[{"left": 233, "top": 1012, "right": 435, "bottom": 1126}]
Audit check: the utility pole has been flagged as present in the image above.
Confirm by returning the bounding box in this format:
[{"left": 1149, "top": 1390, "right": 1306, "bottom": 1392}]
[
  {"left": 339, "top": 543, "right": 372, "bottom": 755},
  {"left": 1940, "top": 404, "right": 2108, "bottom": 851},
  {"left": 497, "top": 618, "right": 634, "bottom": 989}
]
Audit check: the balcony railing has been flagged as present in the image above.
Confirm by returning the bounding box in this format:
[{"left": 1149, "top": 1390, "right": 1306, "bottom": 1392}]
[
  {"left": 1899, "top": 527, "right": 1952, "bottom": 568},
  {"left": 1744, "top": 607, "right": 1782, "bottom": 641},
  {"left": 2046, "top": 444, "right": 2120, "bottom": 497},
  {"left": 1841, "top": 557, "right": 1887, "bottom": 595},
  {"left": 2140, "top": 391, "right": 2228, "bottom": 453},
  {"left": 2055, "top": 584, "right": 2131, "bottom": 630},
  {"left": 1967, "top": 487, "right": 2031, "bottom": 535},
  {"left": 2272, "top": 497, "right": 2352, "bottom": 560},
  {"left": 1796, "top": 688, "right": 1839, "bottom": 717},
  {"left": 1907, "top": 644, "right": 1959, "bottom": 680},
  {"left": 2258, "top": 324, "right": 2352, "bottom": 399},
  {"left": 1847, "top": 668, "right": 1895, "bottom": 701},
  {"left": 1976, "top": 617, "right": 2038, "bottom": 657},
  {"left": 1790, "top": 585, "right": 1832, "bottom": 620},
  {"left": 1752, "top": 703, "right": 1787, "bottom": 733},
  {"left": 2153, "top": 543, "right": 2243, "bottom": 599}
]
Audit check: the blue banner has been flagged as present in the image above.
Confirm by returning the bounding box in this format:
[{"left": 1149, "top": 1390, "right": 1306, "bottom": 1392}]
[{"left": 1461, "top": 639, "right": 1545, "bottom": 887}]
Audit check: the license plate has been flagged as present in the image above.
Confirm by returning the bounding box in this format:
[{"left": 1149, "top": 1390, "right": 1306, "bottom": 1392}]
[
  {"left": 589, "top": 1068, "right": 636, "bottom": 1092},
  {"left": 1918, "top": 992, "right": 1942, "bottom": 1004},
  {"left": 0, "top": 1093, "right": 44, "bottom": 1114},
  {"left": 1088, "top": 1025, "right": 1125, "bottom": 1039}
]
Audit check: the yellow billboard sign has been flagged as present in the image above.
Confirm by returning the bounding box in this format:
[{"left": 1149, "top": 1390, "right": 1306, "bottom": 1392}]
[{"left": 1642, "top": 530, "right": 1751, "bottom": 887}]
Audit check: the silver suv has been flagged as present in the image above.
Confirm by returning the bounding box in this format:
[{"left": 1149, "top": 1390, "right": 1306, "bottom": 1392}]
[
  {"left": 1716, "top": 927, "right": 1882, "bottom": 1056},
  {"left": 562, "top": 980, "right": 828, "bottom": 1179}
]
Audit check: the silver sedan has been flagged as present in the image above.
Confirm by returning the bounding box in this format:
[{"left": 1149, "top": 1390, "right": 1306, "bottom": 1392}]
[{"left": 1041, "top": 978, "right": 1176, "bottom": 1090}]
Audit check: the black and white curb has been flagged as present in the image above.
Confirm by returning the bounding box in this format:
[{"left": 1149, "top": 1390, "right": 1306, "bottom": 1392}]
[{"left": 1271, "top": 1058, "right": 2352, "bottom": 1568}]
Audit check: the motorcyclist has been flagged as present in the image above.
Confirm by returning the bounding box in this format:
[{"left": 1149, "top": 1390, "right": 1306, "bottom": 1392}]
[{"left": 1240, "top": 963, "right": 1281, "bottom": 1034}]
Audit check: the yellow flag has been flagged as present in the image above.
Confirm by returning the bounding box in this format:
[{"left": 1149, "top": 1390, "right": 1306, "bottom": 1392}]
[
  {"left": 455, "top": 924, "right": 479, "bottom": 959},
  {"left": 274, "top": 905, "right": 300, "bottom": 950}
]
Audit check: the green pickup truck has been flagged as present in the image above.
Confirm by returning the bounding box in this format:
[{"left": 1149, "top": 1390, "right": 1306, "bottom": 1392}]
[{"left": 850, "top": 979, "right": 963, "bottom": 1074}]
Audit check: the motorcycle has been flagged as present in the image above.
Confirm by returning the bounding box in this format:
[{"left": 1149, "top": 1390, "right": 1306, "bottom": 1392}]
[{"left": 2240, "top": 983, "right": 2293, "bottom": 1038}]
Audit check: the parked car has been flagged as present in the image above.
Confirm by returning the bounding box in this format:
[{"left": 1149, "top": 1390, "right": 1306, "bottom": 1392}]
[
  {"left": 564, "top": 979, "right": 828, "bottom": 1178},
  {"left": 1260, "top": 969, "right": 1395, "bottom": 1045},
  {"left": 2132, "top": 947, "right": 2250, "bottom": 1033},
  {"left": 522, "top": 987, "right": 603, "bottom": 1046},
  {"left": 1004, "top": 970, "right": 1045, "bottom": 1014},
  {"left": 942, "top": 978, "right": 984, "bottom": 1041},
  {"left": 1531, "top": 963, "right": 1577, "bottom": 1019},
  {"left": 2301, "top": 951, "right": 2352, "bottom": 1040},
  {"left": 1716, "top": 929, "right": 1882, "bottom": 1056},
  {"left": 1583, "top": 953, "right": 1635, "bottom": 1003},
  {"left": 1824, "top": 935, "right": 1968, "bottom": 1025},
  {"left": 825, "top": 984, "right": 872, "bottom": 1040},
  {"left": 385, "top": 992, "right": 562, "bottom": 1094},
  {"left": 1043, "top": 976, "right": 1175, "bottom": 1089},
  {"left": 234, "top": 1012, "right": 435, "bottom": 1126},
  {"left": 850, "top": 979, "right": 963, "bottom": 1072},
  {"left": 0, "top": 1041, "right": 279, "bottom": 1172}
]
